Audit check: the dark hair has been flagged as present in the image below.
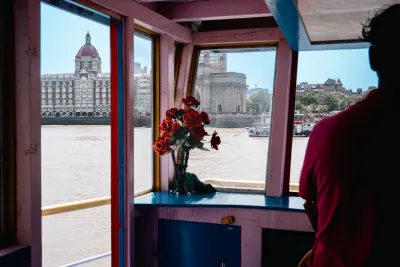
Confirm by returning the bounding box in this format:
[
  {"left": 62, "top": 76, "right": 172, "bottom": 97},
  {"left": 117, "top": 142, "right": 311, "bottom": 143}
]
[{"left": 361, "top": 4, "right": 400, "bottom": 47}]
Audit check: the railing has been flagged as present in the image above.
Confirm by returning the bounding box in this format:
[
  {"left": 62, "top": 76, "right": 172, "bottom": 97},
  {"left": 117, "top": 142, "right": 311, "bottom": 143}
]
[
  {"left": 42, "top": 196, "right": 111, "bottom": 216},
  {"left": 42, "top": 197, "right": 112, "bottom": 266},
  {"left": 59, "top": 252, "right": 111, "bottom": 267}
]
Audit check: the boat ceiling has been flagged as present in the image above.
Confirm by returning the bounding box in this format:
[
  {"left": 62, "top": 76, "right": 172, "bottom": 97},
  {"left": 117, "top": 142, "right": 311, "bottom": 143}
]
[
  {"left": 133, "top": 0, "right": 400, "bottom": 50},
  {"left": 297, "top": 0, "right": 399, "bottom": 43}
]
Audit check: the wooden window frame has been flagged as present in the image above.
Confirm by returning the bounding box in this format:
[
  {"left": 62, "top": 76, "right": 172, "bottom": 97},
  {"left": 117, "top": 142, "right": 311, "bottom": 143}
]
[
  {"left": 186, "top": 43, "right": 279, "bottom": 194},
  {"left": 133, "top": 28, "right": 160, "bottom": 193}
]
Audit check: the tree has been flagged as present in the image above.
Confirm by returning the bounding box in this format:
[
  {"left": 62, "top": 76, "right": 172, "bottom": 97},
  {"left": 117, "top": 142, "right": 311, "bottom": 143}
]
[
  {"left": 246, "top": 90, "right": 271, "bottom": 114},
  {"left": 295, "top": 100, "right": 305, "bottom": 112},
  {"left": 296, "top": 91, "right": 356, "bottom": 114}
]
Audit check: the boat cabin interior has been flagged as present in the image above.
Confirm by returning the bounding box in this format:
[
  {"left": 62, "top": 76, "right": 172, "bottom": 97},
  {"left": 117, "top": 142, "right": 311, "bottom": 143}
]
[{"left": 0, "top": 0, "right": 386, "bottom": 266}]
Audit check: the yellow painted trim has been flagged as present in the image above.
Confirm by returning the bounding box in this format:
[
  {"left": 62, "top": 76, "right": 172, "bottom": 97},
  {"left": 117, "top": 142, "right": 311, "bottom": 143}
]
[
  {"left": 195, "top": 42, "right": 279, "bottom": 49},
  {"left": 41, "top": 191, "right": 155, "bottom": 217},
  {"left": 41, "top": 196, "right": 111, "bottom": 217},
  {"left": 134, "top": 24, "right": 157, "bottom": 36},
  {"left": 153, "top": 36, "right": 161, "bottom": 191}
]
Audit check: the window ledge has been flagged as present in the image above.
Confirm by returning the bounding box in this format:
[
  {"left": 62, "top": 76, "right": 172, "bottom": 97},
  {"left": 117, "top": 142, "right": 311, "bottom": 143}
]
[{"left": 134, "top": 192, "right": 305, "bottom": 212}]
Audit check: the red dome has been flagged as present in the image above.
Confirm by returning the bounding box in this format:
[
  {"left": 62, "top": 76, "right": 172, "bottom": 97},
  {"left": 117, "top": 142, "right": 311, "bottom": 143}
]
[
  {"left": 76, "top": 44, "right": 100, "bottom": 59},
  {"left": 75, "top": 33, "right": 101, "bottom": 59}
]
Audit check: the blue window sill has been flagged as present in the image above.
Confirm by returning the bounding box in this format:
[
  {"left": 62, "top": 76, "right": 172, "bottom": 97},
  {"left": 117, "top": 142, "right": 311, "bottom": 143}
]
[{"left": 134, "top": 192, "right": 305, "bottom": 213}]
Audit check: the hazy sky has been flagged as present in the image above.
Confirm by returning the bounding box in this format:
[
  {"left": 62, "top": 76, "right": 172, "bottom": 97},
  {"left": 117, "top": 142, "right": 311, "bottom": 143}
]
[{"left": 41, "top": 2, "right": 378, "bottom": 92}]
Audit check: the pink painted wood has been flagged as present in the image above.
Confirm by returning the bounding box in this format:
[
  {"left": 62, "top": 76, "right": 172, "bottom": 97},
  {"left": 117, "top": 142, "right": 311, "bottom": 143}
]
[
  {"left": 192, "top": 28, "right": 284, "bottom": 45},
  {"left": 159, "top": 0, "right": 271, "bottom": 22},
  {"left": 267, "top": 39, "right": 293, "bottom": 196},
  {"left": 13, "top": 0, "right": 42, "bottom": 265},
  {"left": 124, "top": 16, "right": 135, "bottom": 266},
  {"left": 157, "top": 207, "right": 313, "bottom": 267},
  {"left": 174, "top": 44, "right": 193, "bottom": 108},
  {"left": 89, "top": 0, "right": 192, "bottom": 43},
  {"left": 159, "top": 35, "right": 176, "bottom": 191}
]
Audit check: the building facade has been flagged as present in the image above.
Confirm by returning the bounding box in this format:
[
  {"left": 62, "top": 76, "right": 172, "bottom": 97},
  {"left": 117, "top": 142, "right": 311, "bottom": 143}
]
[
  {"left": 296, "top": 78, "right": 362, "bottom": 99},
  {"left": 134, "top": 63, "right": 152, "bottom": 116},
  {"left": 41, "top": 32, "right": 111, "bottom": 117},
  {"left": 194, "top": 52, "right": 247, "bottom": 114}
]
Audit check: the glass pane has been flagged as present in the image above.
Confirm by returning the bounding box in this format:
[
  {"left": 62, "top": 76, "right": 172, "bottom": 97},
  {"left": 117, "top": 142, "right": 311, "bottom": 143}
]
[
  {"left": 41, "top": 2, "right": 111, "bottom": 265},
  {"left": 187, "top": 47, "right": 277, "bottom": 190},
  {"left": 289, "top": 49, "right": 378, "bottom": 191},
  {"left": 134, "top": 33, "right": 154, "bottom": 194}
]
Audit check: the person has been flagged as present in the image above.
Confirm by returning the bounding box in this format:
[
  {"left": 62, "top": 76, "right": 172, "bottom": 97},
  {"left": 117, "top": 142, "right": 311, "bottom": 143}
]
[{"left": 299, "top": 4, "right": 400, "bottom": 267}]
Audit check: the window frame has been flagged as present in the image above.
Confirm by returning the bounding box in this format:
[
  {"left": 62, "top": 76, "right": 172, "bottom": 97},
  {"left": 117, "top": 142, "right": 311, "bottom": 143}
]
[
  {"left": 133, "top": 27, "right": 161, "bottom": 194},
  {"left": 174, "top": 42, "right": 183, "bottom": 94},
  {"left": 186, "top": 43, "right": 279, "bottom": 194}
]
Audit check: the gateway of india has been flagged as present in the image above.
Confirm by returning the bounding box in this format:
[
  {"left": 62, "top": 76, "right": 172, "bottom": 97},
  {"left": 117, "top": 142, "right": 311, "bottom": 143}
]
[{"left": 194, "top": 52, "right": 247, "bottom": 114}]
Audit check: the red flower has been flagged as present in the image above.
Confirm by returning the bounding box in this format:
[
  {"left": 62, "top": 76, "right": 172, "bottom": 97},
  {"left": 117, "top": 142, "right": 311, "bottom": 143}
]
[
  {"left": 183, "top": 108, "right": 201, "bottom": 128},
  {"left": 182, "top": 96, "right": 200, "bottom": 107},
  {"left": 158, "top": 117, "right": 174, "bottom": 132},
  {"left": 159, "top": 118, "right": 180, "bottom": 137},
  {"left": 153, "top": 136, "right": 171, "bottom": 156},
  {"left": 161, "top": 122, "right": 180, "bottom": 137},
  {"left": 200, "top": 111, "right": 211, "bottom": 125},
  {"left": 166, "top": 108, "right": 177, "bottom": 118},
  {"left": 191, "top": 125, "right": 208, "bottom": 140},
  {"left": 211, "top": 131, "right": 221, "bottom": 150}
]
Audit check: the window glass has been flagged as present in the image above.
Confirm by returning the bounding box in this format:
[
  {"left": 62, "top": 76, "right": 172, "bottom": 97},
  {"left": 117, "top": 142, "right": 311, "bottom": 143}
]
[
  {"left": 289, "top": 49, "right": 378, "bottom": 191},
  {"left": 134, "top": 33, "right": 154, "bottom": 195},
  {"left": 188, "top": 47, "right": 277, "bottom": 190},
  {"left": 41, "top": 2, "right": 111, "bottom": 265}
]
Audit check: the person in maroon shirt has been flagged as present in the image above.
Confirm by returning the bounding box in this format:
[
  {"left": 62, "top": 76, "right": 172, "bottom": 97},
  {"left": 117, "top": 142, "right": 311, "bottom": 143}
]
[{"left": 299, "top": 4, "right": 400, "bottom": 267}]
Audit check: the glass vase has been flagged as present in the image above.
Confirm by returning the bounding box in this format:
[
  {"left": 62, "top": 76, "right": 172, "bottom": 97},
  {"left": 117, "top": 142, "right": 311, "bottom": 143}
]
[{"left": 171, "top": 147, "right": 190, "bottom": 195}]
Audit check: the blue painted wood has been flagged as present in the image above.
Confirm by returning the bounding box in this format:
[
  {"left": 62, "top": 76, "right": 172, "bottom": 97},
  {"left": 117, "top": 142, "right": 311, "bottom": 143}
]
[
  {"left": 264, "top": 0, "right": 369, "bottom": 51},
  {"left": 116, "top": 18, "right": 125, "bottom": 267},
  {"left": 135, "top": 192, "right": 305, "bottom": 212},
  {"left": 158, "top": 219, "right": 241, "bottom": 267},
  {"left": 41, "top": 0, "right": 110, "bottom": 26}
]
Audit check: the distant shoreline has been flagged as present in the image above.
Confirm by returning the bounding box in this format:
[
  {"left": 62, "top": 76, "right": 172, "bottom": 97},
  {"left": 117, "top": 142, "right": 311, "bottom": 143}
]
[{"left": 41, "top": 114, "right": 264, "bottom": 128}]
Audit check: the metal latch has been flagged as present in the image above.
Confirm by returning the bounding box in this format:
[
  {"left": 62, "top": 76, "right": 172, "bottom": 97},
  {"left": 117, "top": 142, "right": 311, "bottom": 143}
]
[{"left": 25, "top": 144, "right": 37, "bottom": 154}]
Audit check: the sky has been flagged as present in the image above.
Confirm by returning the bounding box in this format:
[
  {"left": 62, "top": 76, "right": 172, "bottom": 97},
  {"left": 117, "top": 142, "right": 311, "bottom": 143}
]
[{"left": 41, "top": 2, "right": 378, "bottom": 92}]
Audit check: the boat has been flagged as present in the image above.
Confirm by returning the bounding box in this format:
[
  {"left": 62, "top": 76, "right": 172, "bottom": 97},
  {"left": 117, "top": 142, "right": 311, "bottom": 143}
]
[
  {"left": 247, "top": 114, "right": 271, "bottom": 137},
  {"left": 293, "top": 114, "right": 315, "bottom": 137}
]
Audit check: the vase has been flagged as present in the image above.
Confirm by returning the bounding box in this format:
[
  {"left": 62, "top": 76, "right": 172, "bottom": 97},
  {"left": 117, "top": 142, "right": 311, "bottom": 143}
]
[{"left": 171, "top": 147, "right": 191, "bottom": 195}]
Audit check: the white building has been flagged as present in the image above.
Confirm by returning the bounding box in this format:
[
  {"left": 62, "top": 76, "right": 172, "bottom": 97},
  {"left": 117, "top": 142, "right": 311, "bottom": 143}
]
[{"left": 41, "top": 32, "right": 111, "bottom": 117}]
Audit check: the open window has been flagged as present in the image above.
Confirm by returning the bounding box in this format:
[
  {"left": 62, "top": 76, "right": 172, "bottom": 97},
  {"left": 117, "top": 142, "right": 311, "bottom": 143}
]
[
  {"left": 187, "top": 46, "right": 277, "bottom": 192},
  {"left": 287, "top": 48, "right": 378, "bottom": 193},
  {"left": 41, "top": 1, "right": 112, "bottom": 265},
  {"left": 133, "top": 30, "right": 157, "bottom": 196}
]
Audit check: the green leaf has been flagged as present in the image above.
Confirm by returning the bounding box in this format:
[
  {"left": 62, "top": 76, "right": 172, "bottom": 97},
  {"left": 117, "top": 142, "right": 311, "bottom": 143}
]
[{"left": 187, "top": 138, "right": 204, "bottom": 149}]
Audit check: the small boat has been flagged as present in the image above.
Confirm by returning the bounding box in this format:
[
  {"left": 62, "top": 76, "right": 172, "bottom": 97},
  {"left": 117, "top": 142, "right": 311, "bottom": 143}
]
[
  {"left": 293, "top": 113, "right": 315, "bottom": 137},
  {"left": 247, "top": 114, "right": 271, "bottom": 137}
]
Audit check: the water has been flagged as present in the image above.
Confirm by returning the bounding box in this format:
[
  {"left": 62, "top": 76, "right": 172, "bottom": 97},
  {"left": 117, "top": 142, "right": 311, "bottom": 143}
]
[{"left": 41, "top": 125, "right": 308, "bottom": 266}]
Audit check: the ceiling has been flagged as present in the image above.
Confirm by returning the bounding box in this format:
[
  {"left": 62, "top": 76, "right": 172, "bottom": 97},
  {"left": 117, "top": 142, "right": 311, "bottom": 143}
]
[{"left": 296, "top": 0, "right": 400, "bottom": 42}]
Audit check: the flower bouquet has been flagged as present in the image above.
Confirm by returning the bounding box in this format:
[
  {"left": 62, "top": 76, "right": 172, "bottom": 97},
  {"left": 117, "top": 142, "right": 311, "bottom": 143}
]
[{"left": 153, "top": 96, "right": 221, "bottom": 195}]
